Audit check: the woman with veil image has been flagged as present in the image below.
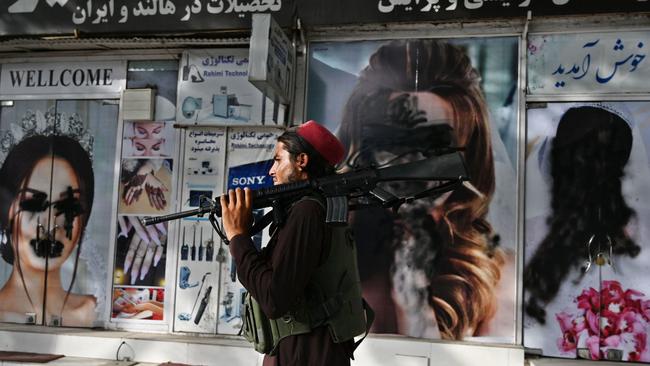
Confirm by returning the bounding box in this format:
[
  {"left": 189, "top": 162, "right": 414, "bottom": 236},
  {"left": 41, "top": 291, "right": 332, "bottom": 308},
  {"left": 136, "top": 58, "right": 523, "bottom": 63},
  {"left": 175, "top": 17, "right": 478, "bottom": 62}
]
[
  {"left": 337, "top": 39, "right": 513, "bottom": 340},
  {"left": 523, "top": 103, "right": 650, "bottom": 361},
  {"left": 0, "top": 134, "right": 96, "bottom": 326}
]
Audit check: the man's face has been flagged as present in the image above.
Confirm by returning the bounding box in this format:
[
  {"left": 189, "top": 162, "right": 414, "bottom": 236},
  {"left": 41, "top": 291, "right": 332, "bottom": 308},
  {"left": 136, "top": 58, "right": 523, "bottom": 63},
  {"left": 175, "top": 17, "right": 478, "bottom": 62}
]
[
  {"left": 12, "top": 156, "right": 83, "bottom": 271},
  {"left": 269, "top": 142, "right": 303, "bottom": 185}
]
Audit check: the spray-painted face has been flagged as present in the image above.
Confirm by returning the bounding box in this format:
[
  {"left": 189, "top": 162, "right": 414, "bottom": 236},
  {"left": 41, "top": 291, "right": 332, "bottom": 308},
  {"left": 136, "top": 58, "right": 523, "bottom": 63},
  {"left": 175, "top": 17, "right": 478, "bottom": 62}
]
[{"left": 11, "top": 156, "right": 84, "bottom": 271}]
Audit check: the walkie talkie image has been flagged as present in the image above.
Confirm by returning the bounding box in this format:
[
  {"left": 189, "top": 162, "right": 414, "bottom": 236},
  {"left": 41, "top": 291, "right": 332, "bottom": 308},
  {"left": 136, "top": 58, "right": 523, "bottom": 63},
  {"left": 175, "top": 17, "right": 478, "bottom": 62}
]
[
  {"left": 190, "top": 225, "right": 196, "bottom": 261},
  {"left": 194, "top": 286, "right": 212, "bottom": 325},
  {"left": 198, "top": 226, "right": 204, "bottom": 261},
  {"left": 180, "top": 226, "right": 189, "bottom": 261},
  {"left": 205, "top": 231, "right": 214, "bottom": 262}
]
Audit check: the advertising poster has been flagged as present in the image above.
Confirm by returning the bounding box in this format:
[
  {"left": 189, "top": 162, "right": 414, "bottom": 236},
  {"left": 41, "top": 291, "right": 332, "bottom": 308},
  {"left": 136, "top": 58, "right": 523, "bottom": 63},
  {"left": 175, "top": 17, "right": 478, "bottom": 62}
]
[
  {"left": 176, "top": 49, "right": 279, "bottom": 125},
  {"left": 122, "top": 121, "right": 175, "bottom": 158},
  {"left": 0, "top": 99, "right": 119, "bottom": 327},
  {"left": 118, "top": 158, "right": 174, "bottom": 215},
  {"left": 111, "top": 60, "right": 179, "bottom": 324},
  {"left": 173, "top": 127, "right": 227, "bottom": 333},
  {"left": 112, "top": 287, "right": 165, "bottom": 321},
  {"left": 306, "top": 37, "right": 519, "bottom": 343},
  {"left": 524, "top": 102, "right": 650, "bottom": 362},
  {"left": 215, "top": 127, "right": 281, "bottom": 335},
  {"left": 113, "top": 217, "right": 167, "bottom": 287}
]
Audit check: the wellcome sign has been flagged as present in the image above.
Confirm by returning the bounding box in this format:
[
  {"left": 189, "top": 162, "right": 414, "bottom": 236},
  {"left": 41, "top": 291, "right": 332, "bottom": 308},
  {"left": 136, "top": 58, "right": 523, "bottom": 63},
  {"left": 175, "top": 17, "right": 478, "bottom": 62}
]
[{"left": 0, "top": 61, "right": 126, "bottom": 96}]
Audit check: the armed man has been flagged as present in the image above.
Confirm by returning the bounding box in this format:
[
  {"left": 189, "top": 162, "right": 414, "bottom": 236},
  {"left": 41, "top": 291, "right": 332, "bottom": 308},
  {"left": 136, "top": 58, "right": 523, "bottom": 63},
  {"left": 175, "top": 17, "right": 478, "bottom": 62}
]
[{"left": 220, "top": 120, "right": 372, "bottom": 366}]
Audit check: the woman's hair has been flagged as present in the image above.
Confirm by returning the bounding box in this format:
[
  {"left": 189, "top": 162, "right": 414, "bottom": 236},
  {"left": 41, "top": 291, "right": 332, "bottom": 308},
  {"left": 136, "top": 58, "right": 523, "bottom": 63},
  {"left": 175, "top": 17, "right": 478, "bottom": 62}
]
[
  {"left": 0, "top": 134, "right": 94, "bottom": 311},
  {"left": 339, "top": 39, "right": 503, "bottom": 339},
  {"left": 278, "top": 130, "right": 336, "bottom": 179},
  {"left": 524, "top": 106, "right": 638, "bottom": 324}
]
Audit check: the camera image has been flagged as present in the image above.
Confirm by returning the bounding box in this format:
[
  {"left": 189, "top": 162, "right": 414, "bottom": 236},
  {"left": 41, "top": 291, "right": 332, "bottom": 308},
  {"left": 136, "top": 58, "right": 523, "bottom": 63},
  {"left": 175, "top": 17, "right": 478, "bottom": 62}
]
[
  {"left": 188, "top": 190, "right": 213, "bottom": 207},
  {"left": 186, "top": 160, "right": 217, "bottom": 176}
]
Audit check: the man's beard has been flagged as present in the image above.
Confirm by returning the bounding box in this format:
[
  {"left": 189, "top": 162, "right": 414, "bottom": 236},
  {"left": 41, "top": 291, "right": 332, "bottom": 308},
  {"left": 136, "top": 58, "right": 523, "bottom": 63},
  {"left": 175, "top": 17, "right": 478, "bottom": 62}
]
[{"left": 286, "top": 167, "right": 304, "bottom": 183}]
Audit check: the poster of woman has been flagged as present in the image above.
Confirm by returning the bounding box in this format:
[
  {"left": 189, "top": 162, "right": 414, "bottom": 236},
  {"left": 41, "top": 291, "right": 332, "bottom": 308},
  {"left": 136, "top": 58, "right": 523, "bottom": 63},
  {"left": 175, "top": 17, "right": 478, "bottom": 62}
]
[
  {"left": 0, "top": 101, "right": 118, "bottom": 326},
  {"left": 306, "top": 37, "right": 519, "bottom": 342},
  {"left": 524, "top": 101, "right": 650, "bottom": 362}
]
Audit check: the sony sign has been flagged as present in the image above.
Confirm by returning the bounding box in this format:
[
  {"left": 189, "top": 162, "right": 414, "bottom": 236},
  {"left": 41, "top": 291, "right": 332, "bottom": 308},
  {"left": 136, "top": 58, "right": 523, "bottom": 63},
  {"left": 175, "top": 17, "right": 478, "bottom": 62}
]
[{"left": 0, "top": 61, "right": 126, "bottom": 95}]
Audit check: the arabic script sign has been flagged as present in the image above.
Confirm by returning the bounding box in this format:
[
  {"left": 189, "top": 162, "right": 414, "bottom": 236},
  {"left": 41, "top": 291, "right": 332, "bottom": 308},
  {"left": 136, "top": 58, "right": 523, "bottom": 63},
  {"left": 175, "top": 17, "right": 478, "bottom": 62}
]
[
  {"left": 1, "top": 0, "right": 648, "bottom": 37},
  {"left": 528, "top": 32, "right": 650, "bottom": 94}
]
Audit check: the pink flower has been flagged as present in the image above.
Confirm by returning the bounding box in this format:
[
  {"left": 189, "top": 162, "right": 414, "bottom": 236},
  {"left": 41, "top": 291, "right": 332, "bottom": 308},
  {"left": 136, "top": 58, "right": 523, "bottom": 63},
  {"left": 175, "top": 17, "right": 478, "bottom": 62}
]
[
  {"left": 586, "top": 335, "right": 601, "bottom": 360},
  {"left": 577, "top": 287, "right": 600, "bottom": 312},
  {"left": 556, "top": 281, "right": 650, "bottom": 361}
]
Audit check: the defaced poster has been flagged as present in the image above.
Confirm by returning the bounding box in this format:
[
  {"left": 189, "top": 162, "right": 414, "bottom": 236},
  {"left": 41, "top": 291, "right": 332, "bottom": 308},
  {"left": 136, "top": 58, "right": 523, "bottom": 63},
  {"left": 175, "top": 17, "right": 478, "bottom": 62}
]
[
  {"left": 524, "top": 102, "right": 650, "bottom": 362},
  {"left": 306, "top": 37, "right": 519, "bottom": 343},
  {"left": 0, "top": 99, "right": 119, "bottom": 327}
]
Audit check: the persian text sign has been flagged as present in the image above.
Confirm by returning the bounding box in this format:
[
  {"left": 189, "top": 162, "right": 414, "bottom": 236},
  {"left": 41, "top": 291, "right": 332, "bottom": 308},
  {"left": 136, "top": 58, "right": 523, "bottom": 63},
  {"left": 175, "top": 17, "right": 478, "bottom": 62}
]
[
  {"left": 528, "top": 32, "right": 649, "bottom": 95},
  {"left": 1, "top": 0, "right": 648, "bottom": 36}
]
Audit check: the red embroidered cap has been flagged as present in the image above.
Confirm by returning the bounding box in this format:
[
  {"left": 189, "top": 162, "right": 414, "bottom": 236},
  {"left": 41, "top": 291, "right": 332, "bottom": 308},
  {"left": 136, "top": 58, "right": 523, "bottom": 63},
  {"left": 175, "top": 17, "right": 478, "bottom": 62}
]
[{"left": 296, "top": 120, "right": 345, "bottom": 166}]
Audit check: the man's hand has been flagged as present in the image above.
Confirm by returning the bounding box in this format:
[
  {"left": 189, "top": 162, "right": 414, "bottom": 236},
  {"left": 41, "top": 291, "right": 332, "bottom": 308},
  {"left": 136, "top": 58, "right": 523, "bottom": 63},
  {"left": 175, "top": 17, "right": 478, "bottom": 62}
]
[{"left": 220, "top": 188, "right": 253, "bottom": 241}]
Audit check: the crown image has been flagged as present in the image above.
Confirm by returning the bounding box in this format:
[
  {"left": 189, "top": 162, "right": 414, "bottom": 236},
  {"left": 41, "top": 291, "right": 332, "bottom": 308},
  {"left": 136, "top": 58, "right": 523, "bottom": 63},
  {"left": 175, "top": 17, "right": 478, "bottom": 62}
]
[{"left": 0, "top": 108, "right": 94, "bottom": 165}]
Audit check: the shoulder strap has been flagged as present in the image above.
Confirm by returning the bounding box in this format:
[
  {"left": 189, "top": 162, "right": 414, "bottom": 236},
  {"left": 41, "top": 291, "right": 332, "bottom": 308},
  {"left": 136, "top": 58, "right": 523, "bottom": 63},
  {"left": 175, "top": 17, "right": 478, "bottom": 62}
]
[{"left": 350, "top": 299, "right": 375, "bottom": 359}]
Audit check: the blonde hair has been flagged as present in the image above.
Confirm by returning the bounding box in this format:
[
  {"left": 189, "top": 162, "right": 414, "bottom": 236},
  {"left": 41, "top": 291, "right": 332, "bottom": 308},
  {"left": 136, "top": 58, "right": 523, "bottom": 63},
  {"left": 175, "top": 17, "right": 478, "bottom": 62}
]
[{"left": 339, "top": 39, "right": 504, "bottom": 339}]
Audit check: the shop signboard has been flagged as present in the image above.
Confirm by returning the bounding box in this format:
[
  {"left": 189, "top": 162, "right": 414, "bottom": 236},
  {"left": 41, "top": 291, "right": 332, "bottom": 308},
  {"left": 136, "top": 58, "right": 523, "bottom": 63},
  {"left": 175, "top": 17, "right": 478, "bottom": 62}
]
[
  {"left": 528, "top": 31, "right": 650, "bottom": 95},
  {"left": 1, "top": 0, "right": 648, "bottom": 37},
  {"left": 0, "top": 61, "right": 126, "bottom": 96}
]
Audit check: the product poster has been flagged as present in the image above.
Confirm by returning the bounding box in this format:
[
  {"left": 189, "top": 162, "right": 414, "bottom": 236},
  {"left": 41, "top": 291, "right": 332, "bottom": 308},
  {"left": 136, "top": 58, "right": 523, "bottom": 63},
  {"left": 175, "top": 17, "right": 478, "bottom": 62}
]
[
  {"left": 215, "top": 127, "right": 281, "bottom": 335},
  {"left": 174, "top": 220, "right": 220, "bottom": 332},
  {"left": 306, "top": 37, "right": 519, "bottom": 343},
  {"left": 114, "top": 217, "right": 167, "bottom": 287},
  {"left": 0, "top": 99, "right": 119, "bottom": 327},
  {"left": 118, "top": 158, "right": 174, "bottom": 215},
  {"left": 112, "top": 287, "right": 165, "bottom": 321},
  {"left": 173, "top": 127, "right": 227, "bottom": 333},
  {"left": 176, "top": 49, "right": 279, "bottom": 125},
  {"left": 111, "top": 60, "right": 178, "bottom": 324},
  {"left": 122, "top": 121, "right": 175, "bottom": 158},
  {"left": 524, "top": 102, "right": 650, "bottom": 362}
]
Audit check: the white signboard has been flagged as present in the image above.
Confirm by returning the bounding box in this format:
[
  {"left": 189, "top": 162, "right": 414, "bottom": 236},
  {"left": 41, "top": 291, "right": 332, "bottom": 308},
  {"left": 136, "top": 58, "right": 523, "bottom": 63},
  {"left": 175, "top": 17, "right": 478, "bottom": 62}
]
[
  {"left": 528, "top": 31, "right": 649, "bottom": 95},
  {"left": 177, "top": 49, "right": 278, "bottom": 125},
  {"left": 173, "top": 127, "right": 227, "bottom": 333},
  {"left": 249, "top": 13, "right": 294, "bottom": 104},
  {"left": 0, "top": 61, "right": 126, "bottom": 95}
]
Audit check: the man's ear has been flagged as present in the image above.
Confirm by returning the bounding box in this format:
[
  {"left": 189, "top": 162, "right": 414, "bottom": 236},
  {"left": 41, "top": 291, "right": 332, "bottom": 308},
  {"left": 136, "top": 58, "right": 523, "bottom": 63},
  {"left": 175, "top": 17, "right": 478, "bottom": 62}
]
[{"left": 296, "top": 153, "right": 309, "bottom": 170}]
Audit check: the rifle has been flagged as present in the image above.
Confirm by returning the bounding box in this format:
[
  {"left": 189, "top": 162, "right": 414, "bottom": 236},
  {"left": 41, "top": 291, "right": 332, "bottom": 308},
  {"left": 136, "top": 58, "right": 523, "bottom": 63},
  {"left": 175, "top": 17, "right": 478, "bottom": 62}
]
[{"left": 142, "top": 151, "right": 469, "bottom": 243}]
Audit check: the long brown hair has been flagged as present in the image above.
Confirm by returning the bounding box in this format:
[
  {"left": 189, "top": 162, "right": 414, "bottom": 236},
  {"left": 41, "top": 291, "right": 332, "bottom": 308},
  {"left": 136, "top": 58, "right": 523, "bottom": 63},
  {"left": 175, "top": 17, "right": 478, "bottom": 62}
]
[{"left": 339, "top": 39, "right": 504, "bottom": 339}]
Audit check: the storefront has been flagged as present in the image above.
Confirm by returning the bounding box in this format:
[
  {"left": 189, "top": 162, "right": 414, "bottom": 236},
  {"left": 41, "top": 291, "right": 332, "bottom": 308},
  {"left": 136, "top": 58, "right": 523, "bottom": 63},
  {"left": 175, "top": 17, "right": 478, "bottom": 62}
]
[{"left": 0, "top": 1, "right": 648, "bottom": 365}]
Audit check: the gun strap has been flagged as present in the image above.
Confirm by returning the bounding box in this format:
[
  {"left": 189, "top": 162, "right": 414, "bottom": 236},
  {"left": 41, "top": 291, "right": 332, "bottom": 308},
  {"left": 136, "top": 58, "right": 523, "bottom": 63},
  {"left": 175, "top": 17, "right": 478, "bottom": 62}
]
[{"left": 250, "top": 210, "right": 275, "bottom": 237}]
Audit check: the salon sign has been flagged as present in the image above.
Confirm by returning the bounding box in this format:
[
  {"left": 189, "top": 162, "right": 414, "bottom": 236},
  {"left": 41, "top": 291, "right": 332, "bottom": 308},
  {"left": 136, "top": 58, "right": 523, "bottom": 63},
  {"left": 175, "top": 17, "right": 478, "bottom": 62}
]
[
  {"left": 0, "top": 60, "right": 126, "bottom": 96},
  {"left": 527, "top": 31, "right": 650, "bottom": 95}
]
